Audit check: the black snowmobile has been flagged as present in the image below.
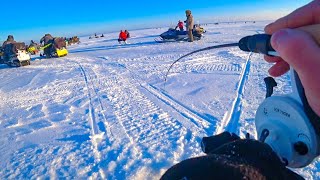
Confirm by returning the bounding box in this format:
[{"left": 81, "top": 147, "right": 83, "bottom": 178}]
[
  {"left": 0, "top": 43, "right": 31, "bottom": 67},
  {"left": 41, "top": 37, "right": 68, "bottom": 58},
  {"left": 155, "top": 27, "right": 205, "bottom": 43}
]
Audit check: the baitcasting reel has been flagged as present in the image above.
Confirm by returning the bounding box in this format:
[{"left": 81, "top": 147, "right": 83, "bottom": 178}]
[{"left": 255, "top": 69, "right": 320, "bottom": 168}]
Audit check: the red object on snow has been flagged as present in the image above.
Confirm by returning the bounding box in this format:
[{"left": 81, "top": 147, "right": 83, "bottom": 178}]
[{"left": 119, "top": 31, "right": 127, "bottom": 40}]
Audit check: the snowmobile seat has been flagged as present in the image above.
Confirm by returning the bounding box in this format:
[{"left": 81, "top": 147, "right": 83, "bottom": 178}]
[{"left": 177, "top": 31, "right": 187, "bottom": 35}]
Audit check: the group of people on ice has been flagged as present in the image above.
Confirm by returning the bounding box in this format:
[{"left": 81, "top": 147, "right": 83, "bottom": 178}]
[
  {"left": 118, "top": 30, "right": 131, "bottom": 44},
  {"left": 39, "top": 34, "right": 68, "bottom": 58},
  {"left": 0, "top": 33, "right": 70, "bottom": 67},
  {"left": 0, "top": 35, "right": 32, "bottom": 66},
  {"left": 172, "top": 10, "right": 197, "bottom": 42},
  {"left": 157, "top": 10, "right": 206, "bottom": 43}
]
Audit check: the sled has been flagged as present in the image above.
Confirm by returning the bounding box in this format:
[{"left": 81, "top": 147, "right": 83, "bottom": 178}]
[{"left": 56, "top": 47, "right": 68, "bottom": 57}]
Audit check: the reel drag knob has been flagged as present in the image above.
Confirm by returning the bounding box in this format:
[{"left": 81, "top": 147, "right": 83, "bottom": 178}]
[{"left": 255, "top": 96, "right": 318, "bottom": 168}]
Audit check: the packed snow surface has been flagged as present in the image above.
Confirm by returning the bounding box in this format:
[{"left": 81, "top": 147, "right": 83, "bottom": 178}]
[{"left": 0, "top": 21, "right": 319, "bottom": 179}]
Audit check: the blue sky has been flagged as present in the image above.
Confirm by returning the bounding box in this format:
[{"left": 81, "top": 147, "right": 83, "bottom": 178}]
[{"left": 1, "top": 0, "right": 312, "bottom": 42}]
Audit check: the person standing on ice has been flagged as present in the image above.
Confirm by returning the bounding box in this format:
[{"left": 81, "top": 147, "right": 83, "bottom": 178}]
[
  {"left": 175, "top": 20, "right": 184, "bottom": 31},
  {"left": 125, "top": 30, "right": 130, "bottom": 38},
  {"left": 40, "top": 34, "right": 54, "bottom": 57},
  {"left": 185, "top": 10, "right": 194, "bottom": 42},
  {"left": 118, "top": 30, "right": 128, "bottom": 44},
  {"left": 162, "top": 0, "right": 320, "bottom": 179}
]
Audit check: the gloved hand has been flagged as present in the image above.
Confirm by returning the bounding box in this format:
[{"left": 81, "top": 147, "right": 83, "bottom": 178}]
[
  {"left": 161, "top": 132, "right": 304, "bottom": 180},
  {"left": 201, "top": 131, "right": 240, "bottom": 154}
]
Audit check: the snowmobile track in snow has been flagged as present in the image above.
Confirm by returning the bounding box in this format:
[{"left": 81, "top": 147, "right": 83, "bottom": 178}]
[
  {"left": 111, "top": 57, "right": 216, "bottom": 135},
  {"left": 77, "top": 62, "right": 110, "bottom": 178},
  {"left": 216, "top": 53, "right": 252, "bottom": 135},
  {"left": 71, "top": 57, "right": 204, "bottom": 178},
  {"left": 144, "top": 84, "right": 215, "bottom": 134}
]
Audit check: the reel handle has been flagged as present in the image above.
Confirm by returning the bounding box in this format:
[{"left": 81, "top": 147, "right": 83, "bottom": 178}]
[{"left": 254, "top": 24, "right": 320, "bottom": 168}]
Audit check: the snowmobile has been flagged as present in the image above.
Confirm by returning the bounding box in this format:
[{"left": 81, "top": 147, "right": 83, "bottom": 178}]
[
  {"left": 194, "top": 25, "right": 206, "bottom": 34},
  {"left": 1, "top": 42, "right": 31, "bottom": 67},
  {"left": 67, "top": 36, "right": 80, "bottom": 45},
  {"left": 155, "top": 26, "right": 205, "bottom": 43},
  {"left": 41, "top": 37, "right": 68, "bottom": 58},
  {"left": 27, "top": 45, "right": 40, "bottom": 55}
]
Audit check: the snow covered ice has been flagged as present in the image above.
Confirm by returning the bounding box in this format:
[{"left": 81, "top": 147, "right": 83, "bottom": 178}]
[{"left": 0, "top": 21, "right": 319, "bottom": 179}]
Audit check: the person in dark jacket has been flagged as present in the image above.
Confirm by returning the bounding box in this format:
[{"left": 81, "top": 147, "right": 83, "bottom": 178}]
[
  {"left": 28, "top": 40, "right": 39, "bottom": 55},
  {"left": 2, "top": 35, "right": 17, "bottom": 59},
  {"left": 125, "top": 30, "right": 130, "bottom": 38},
  {"left": 2, "top": 35, "right": 16, "bottom": 47},
  {"left": 40, "top": 34, "right": 54, "bottom": 45},
  {"left": 40, "top": 34, "right": 54, "bottom": 57},
  {"left": 29, "top": 40, "right": 38, "bottom": 48}
]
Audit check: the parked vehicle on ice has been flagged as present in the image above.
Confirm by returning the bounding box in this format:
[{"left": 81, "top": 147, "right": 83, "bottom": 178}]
[
  {"left": 1, "top": 42, "right": 31, "bottom": 67},
  {"left": 40, "top": 34, "right": 68, "bottom": 58},
  {"left": 27, "top": 40, "right": 40, "bottom": 55},
  {"left": 67, "top": 36, "right": 80, "bottom": 45},
  {"left": 155, "top": 25, "right": 206, "bottom": 43}
]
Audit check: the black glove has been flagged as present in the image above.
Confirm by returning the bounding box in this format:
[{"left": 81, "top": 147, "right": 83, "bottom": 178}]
[
  {"left": 201, "top": 131, "right": 240, "bottom": 154},
  {"left": 161, "top": 132, "right": 304, "bottom": 180}
]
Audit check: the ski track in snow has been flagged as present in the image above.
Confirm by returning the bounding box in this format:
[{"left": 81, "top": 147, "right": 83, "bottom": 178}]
[
  {"left": 67, "top": 56, "right": 204, "bottom": 179},
  {"left": 215, "top": 53, "right": 252, "bottom": 135},
  {"left": 110, "top": 56, "right": 215, "bottom": 135},
  {"left": 0, "top": 22, "right": 319, "bottom": 179}
]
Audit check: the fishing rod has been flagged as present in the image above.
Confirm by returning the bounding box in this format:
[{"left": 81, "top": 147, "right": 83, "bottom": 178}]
[
  {"left": 164, "top": 34, "right": 277, "bottom": 82},
  {"left": 170, "top": 24, "right": 320, "bottom": 168},
  {"left": 164, "top": 43, "right": 239, "bottom": 82}
]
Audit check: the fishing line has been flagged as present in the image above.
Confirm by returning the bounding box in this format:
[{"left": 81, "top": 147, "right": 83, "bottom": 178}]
[{"left": 164, "top": 43, "right": 239, "bottom": 83}]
